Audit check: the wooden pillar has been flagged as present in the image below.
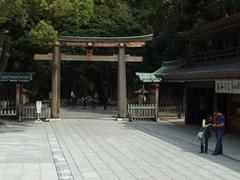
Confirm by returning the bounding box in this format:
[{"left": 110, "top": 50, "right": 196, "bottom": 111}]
[
  {"left": 184, "top": 85, "right": 189, "bottom": 124},
  {"left": 51, "top": 45, "right": 61, "bottom": 118},
  {"left": 142, "top": 84, "right": 145, "bottom": 104},
  {"left": 155, "top": 84, "right": 159, "bottom": 121},
  {"left": 20, "top": 84, "right": 23, "bottom": 104},
  {"left": 16, "top": 84, "right": 20, "bottom": 117},
  {"left": 118, "top": 45, "right": 127, "bottom": 118},
  {"left": 213, "top": 92, "right": 217, "bottom": 112},
  {"left": 188, "top": 37, "right": 192, "bottom": 65}
]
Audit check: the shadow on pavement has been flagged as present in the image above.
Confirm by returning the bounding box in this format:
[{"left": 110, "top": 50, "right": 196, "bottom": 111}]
[
  {"left": 0, "top": 119, "right": 44, "bottom": 134},
  {"left": 124, "top": 121, "right": 240, "bottom": 173},
  {"left": 60, "top": 105, "right": 118, "bottom": 120}
]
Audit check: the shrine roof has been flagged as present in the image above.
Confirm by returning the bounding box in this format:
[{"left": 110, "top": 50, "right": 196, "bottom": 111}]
[
  {"left": 155, "top": 62, "right": 240, "bottom": 81},
  {"left": 178, "top": 13, "right": 240, "bottom": 38},
  {"left": 59, "top": 34, "right": 153, "bottom": 43}
]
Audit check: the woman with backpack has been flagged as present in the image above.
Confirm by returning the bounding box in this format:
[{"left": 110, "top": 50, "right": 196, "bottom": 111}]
[{"left": 200, "top": 115, "right": 213, "bottom": 154}]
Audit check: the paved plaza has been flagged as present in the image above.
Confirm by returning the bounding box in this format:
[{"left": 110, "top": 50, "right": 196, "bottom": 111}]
[{"left": 0, "top": 106, "right": 240, "bottom": 180}]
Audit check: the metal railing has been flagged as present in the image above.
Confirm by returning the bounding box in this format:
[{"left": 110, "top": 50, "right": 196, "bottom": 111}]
[
  {"left": 158, "top": 106, "right": 182, "bottom": 113},
  {"left": 128, "top": 104, "right": 157, "bottom": 121},
  {"left": 18, "top": 103, "right": 51, "bottom": 121},
  {"left": 191, "top": 46, "right": 240, "bottom": 63}
]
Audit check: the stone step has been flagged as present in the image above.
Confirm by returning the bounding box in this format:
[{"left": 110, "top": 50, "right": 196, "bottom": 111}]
[{"left": 158, "top": 112, "right": 183, "bottom": 120}]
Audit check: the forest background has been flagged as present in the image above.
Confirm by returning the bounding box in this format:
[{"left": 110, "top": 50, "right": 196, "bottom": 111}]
[{"left": 0, "top": 0, "right": 240, "bottom": 102}]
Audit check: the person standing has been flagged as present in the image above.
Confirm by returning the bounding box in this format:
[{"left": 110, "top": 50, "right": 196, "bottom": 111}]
[
  {"left": 200, "top": 115, "right": 212, "bottom": 154},
  {"left": 102, "top": 94, "right": 108, "bottom": 110},
  {"left": 212, "top": 111, "right": 225, "bottom": 155},
  {"left": 70, "top": 90, "right": 77, "bottom": 110}
]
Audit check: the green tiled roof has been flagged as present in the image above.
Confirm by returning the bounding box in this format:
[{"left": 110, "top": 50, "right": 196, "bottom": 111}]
[
  {"left": 136, "top": 60, "right": 183, "bottom": 83},
  {"left": 153, "top": 60, "right": 183, "bottom": 75},
  {"left": 136, "top": 72, "right": 161, "bottom": 83}
]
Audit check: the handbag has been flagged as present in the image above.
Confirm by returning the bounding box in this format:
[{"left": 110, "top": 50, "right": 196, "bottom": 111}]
[{"left": 197, "top": 130, "right": 204, "bottom": 141}]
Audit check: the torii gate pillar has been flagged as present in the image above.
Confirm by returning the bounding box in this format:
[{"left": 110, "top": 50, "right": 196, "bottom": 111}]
[
  {"left": 51, "top": 45, "right": 61, "bottom": 118},
  {"left": 118, "top": 46, "right": 127, "bottom": 118},
  {"left": 43, "top": 34, "right": 153, "bottom": 119}
]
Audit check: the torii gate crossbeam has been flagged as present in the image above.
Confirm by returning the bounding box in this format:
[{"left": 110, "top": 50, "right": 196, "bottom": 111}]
[{"left": 35, "top": 34, "right": 152, "bottom": 120}]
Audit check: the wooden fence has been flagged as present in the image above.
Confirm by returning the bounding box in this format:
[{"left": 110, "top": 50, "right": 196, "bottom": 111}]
[
  {"left": 18, "top": 103, "right": 51, "bottom": 121},
  {"left": 128, "top": 104, "right": 157, "bottom": 121},
  {"left": 0, "top": 88, "right": 16, "bottom": 116}
]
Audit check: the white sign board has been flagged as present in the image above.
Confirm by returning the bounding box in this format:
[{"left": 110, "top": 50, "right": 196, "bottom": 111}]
[
  {"left": 232, "top": 80, "right": 240, "bottom": 94},
  {"left": 215, "top": 80, "right": 232, "bottom": 93},
  {"left": 36, "top": 101, "right": 42, "bottom": 113}
]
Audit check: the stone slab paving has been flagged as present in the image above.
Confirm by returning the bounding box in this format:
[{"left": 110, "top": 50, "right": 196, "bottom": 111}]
[
  {"left": 50, "top": 108, "right": 240, "bottom": 180},
  {"left": 1, "top": 106, "right": 240, "bottom": 180},
  {"left": 145, "top": 119, "right": 240, "bottom": 161},
  {"left": 0, "top": 120, "right": 58, "bottom": 180},
  {"left": 46, "top": 125, "right": 73, "bottom": 180}
]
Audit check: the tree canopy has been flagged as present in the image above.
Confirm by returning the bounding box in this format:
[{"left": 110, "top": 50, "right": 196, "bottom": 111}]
[
  {"left": 0, "top": 0, "right": 93, "bottom": 44},
  {"left": 2, "top": 0, "right": 240, "bottom": 100}
]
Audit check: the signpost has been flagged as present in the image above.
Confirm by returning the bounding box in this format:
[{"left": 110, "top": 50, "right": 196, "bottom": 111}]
[
  {"left": 215, "top": 80, "right": 232, "bottom": 94},
  {"left": 36, "top": 101, "right": 42, "bottom": 122},
  {"left": 215, "top": 79, "right": 240, "bottom": 94}
]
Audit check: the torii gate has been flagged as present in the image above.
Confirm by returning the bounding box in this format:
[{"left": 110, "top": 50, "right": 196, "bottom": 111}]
[{"left": 34, "top": 34, "right": 153, "bottom": 120}]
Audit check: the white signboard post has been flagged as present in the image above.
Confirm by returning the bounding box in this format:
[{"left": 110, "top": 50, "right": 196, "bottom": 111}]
[
  {"left": 215, "top": 80, "right": 232, "bottom": 94},
  {"left": 36, "top": 101, "right": 42, "bottom": 122}
]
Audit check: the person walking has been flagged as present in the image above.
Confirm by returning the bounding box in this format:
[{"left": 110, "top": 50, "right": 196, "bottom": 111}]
[
  {"left": 70, "top": 90, "right": 77, "bottom": 110},
  {"left": 200, "top": 115, "right": 212, "bottom": 154},
  {"left": 82, "top": 95, "right": 88, "bottom": 109},
  {"left": 92, "top": 93, "right": 98, "bottom": 110},
  {"left": 212, "top": 111, "right": 225, "bottom": 155}
]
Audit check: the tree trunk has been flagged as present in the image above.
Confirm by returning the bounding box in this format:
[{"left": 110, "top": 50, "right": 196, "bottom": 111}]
[{"left": 0, "top": 31, "right": 10, "bottom": 73}]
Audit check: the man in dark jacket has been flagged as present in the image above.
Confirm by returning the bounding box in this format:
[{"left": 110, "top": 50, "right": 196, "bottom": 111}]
[{"left": 212, "top": 111, "right": 225, "bottom": 155}]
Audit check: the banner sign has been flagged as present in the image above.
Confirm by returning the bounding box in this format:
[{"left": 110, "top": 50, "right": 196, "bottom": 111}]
[
  {"left": 232, "top": 80, "right": 240, "bottom": 94},
  {"left": 215, "top": 80, "right": 232, "bottom": 93},
  {"left": 36, "top": 101, "right": 42, "bottom": 113}
]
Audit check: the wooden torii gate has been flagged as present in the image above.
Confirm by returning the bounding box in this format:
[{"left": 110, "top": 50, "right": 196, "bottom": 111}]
[{"left": 34, "top": 34, "right": 153, "bottom": 120}]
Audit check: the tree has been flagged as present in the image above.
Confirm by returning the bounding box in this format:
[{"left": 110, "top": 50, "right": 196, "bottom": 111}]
[
  {"left": 0, "top": 0, "right": 93, "bottom": 72},
  {"left": 128, "top": 0, "right": 240, "bottom": 71},
  {"left": 0, "top": 30, "right": 10, "bottom": 72},
  {"left": 60, "top": 0, "right": 146, "bottom": 99}
]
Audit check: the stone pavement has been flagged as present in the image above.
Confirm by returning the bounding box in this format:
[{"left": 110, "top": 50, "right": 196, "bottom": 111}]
[
  {"left": 0, "top": 121, "right": 58, "bottom": 180},
  {"left": 152, "top": 119, "right": 240, "bottom": 161},
  {"left": 0, "top": 106, "right": 240, "bottom": 180}
]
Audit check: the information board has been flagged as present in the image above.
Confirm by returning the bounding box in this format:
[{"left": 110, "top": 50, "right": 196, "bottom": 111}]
[
  {"left": 215, "top": 80, "right": 232, "bottom": 93},
  {"left": 36, "top": 101, "right": 42, "bottom": 114}
]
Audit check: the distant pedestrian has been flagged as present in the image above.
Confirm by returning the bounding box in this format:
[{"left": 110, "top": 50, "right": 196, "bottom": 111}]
[
  {"left": 212, "top": 111, "right": 225, "bottom": 155},
  {"left": 70, "top": 90, "right": 77, "bottom": 110},
  {"left": 82, "top": 95, "right": 88, "bottom": 109},
  {"left": 102, "top": 94, "right": 108, "bottom": 110},
  {"left": 92, "top": 93, "right": 98, "bottom": 110},
  {"left": 200, "top": 115, "right": 212, "bottom": 154}
]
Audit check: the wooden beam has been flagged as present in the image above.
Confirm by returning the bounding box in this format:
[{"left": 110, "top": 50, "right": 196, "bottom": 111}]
[
  {"left": 34, "top": 53, "right": 143, "bottom": 62},
  {"left": 59, "top": 41, "right": 146, "bottom": 47}
]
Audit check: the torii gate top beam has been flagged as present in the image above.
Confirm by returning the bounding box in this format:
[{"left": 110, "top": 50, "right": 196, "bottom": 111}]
[{"left": 58, "top": 34, "right": 153, "bottom": 47}]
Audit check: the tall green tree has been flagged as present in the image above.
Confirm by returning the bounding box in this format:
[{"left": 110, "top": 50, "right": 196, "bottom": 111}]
[
  {"left": 60, "top": 0, "right": 145, "bottom": 98},
  {"left": 128, "top": 0, "right": 240, "bottom": 71},
  {"left": 0, "top": 0, "right": 93, "bottom": 72}
]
